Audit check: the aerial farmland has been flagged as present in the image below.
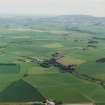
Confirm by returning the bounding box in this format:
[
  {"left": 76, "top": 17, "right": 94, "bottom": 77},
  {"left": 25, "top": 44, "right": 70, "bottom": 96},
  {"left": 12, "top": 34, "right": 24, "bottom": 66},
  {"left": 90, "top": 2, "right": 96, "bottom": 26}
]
[{"left": 0, "top": 15, "right": 105, "bottom": 105}]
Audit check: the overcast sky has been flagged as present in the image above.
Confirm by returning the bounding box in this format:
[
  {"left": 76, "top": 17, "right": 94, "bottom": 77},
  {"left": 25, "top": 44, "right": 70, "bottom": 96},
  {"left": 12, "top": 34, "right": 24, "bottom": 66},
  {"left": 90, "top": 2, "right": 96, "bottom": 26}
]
[{"left": 0, "top": 0, "right": 105, "bottom": 17}]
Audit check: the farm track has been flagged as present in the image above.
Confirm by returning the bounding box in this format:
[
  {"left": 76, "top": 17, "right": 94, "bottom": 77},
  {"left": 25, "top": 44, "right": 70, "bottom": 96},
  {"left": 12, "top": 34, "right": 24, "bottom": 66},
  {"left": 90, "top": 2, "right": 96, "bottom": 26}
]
[{"left": 65, "top": 104, "right": 94, "bottom": 105}]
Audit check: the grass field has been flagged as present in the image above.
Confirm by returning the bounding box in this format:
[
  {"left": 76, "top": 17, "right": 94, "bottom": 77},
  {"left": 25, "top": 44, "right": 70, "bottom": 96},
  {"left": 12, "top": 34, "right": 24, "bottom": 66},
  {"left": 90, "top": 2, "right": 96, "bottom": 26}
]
[{"left": 0, "top": 64, "right": 20, "bottom": 73}]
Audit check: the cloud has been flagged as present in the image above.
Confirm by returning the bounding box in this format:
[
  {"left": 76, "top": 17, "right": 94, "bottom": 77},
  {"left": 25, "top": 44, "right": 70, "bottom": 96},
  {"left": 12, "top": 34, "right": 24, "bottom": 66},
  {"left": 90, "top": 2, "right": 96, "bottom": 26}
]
[{"left": 0, "top": 0, "right": 104, "bottom": 17}]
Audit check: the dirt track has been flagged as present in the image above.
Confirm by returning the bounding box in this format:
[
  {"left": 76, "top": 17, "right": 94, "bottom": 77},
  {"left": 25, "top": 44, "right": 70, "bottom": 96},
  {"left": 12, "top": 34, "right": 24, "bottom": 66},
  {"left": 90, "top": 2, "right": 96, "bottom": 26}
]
[{"left": 64, "top": 103, "right": 95, "bottom": 105}]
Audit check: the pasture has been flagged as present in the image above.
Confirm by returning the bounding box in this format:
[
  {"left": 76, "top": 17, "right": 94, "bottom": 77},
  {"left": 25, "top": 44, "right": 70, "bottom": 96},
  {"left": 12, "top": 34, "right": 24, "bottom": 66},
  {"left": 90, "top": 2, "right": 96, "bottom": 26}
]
[{"left": 0, "top": 64, "right": 20, "bottom": 73}]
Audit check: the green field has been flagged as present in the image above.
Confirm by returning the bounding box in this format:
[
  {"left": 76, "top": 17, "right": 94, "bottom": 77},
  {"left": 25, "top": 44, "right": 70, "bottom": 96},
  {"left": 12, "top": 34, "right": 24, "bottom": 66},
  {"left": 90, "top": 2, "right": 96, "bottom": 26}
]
[
  {"left": 0, "top": 64, "right": 20, "bottom": 73},
  {"left": 0, "top": 16, "right": 105, "bottom": 105}
]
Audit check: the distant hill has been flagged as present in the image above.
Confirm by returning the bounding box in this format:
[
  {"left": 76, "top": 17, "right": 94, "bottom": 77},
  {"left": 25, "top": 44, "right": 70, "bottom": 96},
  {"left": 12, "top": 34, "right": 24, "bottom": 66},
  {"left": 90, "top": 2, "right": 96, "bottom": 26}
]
[
  {"left": 40, "top": 15, "right": 105, "bottom": 26},
  {"left": 0, "top": 15, "right": 105, "bottom": 29}
]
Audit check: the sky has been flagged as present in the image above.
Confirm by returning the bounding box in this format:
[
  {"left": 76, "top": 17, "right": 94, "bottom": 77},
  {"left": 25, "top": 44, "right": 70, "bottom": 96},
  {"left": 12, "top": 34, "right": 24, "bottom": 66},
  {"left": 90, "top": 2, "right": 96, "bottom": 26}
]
[{"left": 0, "top": 0, "right": 105, "bottom": 17}]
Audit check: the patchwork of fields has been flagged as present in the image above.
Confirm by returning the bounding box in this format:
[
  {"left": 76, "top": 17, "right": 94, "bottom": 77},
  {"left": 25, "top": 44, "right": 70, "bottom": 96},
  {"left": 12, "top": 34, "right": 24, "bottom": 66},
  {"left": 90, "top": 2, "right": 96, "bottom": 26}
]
[{"left": 0, "top": 16, "right": 105, "bottom": 105}]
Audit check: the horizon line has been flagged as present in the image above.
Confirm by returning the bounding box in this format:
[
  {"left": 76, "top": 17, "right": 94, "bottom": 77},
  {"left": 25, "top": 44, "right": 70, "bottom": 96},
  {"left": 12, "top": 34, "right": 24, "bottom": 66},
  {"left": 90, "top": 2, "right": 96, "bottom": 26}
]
[{"left": 0, "top": 13, "right": 105, "bottom": 18}]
